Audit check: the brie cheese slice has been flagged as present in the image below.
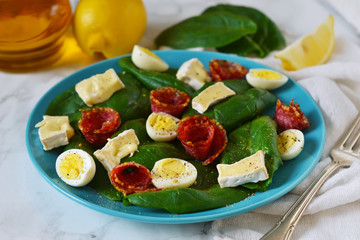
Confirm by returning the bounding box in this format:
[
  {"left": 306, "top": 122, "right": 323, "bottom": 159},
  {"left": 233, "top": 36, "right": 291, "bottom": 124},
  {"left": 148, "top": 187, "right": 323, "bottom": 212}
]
[
  {"left": 217, "top": 150, "right": 269, "bottom": 188},
  {"left": 192, "top": 82, "right": 235, "bottom": 113},
  {"left": 176, "top": 58, "right": 211, "bottom": 90},
  {"left": 35, "top": 115, "right": 74, "bottom": 151},
  {"left": 75, "top": 68, "right": 125, "bottom": 107},
  {"left": 94, "top": 129, "right": 140, "bottom": 173}
]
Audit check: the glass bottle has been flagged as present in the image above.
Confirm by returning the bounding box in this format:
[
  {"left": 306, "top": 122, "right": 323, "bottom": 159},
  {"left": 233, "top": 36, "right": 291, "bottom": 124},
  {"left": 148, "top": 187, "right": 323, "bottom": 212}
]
[{"left": 0, "top": 0, "right": 72, "bottom": 72}]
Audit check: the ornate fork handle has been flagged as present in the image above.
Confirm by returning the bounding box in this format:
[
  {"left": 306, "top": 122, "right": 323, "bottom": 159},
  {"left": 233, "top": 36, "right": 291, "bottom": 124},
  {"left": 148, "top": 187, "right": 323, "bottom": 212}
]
[{"left": 260, "top": 160, "right": 347, "bottom": 240}]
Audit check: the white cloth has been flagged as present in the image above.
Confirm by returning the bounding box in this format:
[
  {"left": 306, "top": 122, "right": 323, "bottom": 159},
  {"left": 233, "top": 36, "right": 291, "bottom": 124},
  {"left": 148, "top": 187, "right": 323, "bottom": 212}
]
[
  {"left": 209, "top": 36, "right": 360, "bottom": 239},
  {"left": 325, "top": 0, "right": 360, "bottom": 34}
]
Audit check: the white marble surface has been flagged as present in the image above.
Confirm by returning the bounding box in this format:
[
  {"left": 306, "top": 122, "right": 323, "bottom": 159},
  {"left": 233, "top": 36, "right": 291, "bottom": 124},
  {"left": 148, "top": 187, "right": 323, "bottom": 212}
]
[{"left": 1, "top": 0, "right": 359, "bottom": 239}]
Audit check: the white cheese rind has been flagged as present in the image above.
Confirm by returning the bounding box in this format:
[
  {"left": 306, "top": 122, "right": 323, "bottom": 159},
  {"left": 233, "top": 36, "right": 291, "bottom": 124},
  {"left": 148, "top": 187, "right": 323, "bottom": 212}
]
[
  {"left": 94, "top": 129, "right": 140, "bottom": 173},
  {"left": 75, "top": 68, "right": 125, "bottom": 107},
  {"left": 35, "top": 115, "right": 75, "bottom": 151},
  {"left": 217, "top": 150, "right": 269, "bottom": 188},
  {"left": 176, "top": 58, "right": 211, "bottom": 90},
  {"left": 192, "top": 82, "right": 235, "bottom": 113}
]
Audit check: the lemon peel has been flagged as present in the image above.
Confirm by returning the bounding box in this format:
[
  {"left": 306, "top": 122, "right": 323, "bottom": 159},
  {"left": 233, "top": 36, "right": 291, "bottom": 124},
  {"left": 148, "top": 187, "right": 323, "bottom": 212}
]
[{"left": 275, "top": 15, "right": 335, "bottom": 71}]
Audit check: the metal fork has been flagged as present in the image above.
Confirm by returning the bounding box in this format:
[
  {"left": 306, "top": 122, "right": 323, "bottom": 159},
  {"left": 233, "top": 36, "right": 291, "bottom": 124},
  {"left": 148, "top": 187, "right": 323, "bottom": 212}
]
[{"left": 261, "top": 114, "right": 360, "bottom": 240}]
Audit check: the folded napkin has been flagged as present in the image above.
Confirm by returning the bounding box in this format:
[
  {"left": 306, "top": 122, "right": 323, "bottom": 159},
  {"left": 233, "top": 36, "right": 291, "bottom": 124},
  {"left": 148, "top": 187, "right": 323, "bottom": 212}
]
[{"left": 209, "top": 36, "right": 360, "bottom": 239}]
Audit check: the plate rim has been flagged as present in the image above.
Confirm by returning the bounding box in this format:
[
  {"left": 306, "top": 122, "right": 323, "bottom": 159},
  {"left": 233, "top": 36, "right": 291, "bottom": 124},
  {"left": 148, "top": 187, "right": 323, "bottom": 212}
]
[{"left": 25, "top": 50, "right": 326, "bottom": 224}]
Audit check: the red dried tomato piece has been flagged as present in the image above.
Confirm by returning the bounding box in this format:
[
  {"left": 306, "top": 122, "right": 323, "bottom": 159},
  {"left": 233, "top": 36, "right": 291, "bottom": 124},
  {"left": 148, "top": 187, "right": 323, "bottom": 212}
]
[
  {"left": 177, "top": 115, "right": 227, "bottom": 165},
  {"left": 150, "top": 87, "right": 190, "bottom": 118},
  {"left": 110, "top": 162, "right": 155, "bottom": 195},
  {"left": 78, "top": 107, "right": 121, "bottom": 146},
  {"left": 274, "top": 99, "right": 310, "bottom": 132},
  {"left": 209, "top": 59, "right": 248, "bottom": 81}
]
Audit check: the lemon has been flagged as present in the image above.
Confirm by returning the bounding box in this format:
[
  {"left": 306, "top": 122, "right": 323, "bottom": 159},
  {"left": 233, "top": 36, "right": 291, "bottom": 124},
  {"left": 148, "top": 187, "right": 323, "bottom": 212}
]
[
  {"left": 73, "top": 0, "right": 147, "bottom": 58},
  {"left": 275, "top": 15, "right": 335, "bottom": 71}
]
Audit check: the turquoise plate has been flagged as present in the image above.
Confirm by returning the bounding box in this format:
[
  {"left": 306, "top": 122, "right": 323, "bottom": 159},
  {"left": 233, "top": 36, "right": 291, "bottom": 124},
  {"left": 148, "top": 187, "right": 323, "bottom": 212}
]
[{"left": 26, "top": 50, "right": 325, "bottom": 224}]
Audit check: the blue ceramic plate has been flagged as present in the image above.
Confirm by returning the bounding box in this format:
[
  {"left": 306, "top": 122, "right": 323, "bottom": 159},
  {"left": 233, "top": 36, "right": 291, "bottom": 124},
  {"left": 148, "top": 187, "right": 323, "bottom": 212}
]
[{"left": 26, "top": 50, "right": 325, "bottom": 224}]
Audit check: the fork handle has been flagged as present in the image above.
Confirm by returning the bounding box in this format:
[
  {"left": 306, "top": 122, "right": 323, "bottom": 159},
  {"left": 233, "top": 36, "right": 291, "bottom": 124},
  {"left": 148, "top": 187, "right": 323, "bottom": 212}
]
[{"left": 260, "top": 161, "right": 344, "bottom": 240}]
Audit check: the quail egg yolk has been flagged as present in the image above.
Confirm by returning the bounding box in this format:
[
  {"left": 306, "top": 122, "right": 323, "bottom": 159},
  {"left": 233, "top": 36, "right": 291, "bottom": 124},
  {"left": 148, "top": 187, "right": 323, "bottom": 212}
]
[
  {"left": 157, "top": 158, "right": 186, "bottom": 179},
  {"left": 252, "top": 69, "right": 282, "bottom": 80},
  {"left": 149, "top": 114, "right": 177, "bottom": 132},
  {"left": 246, "top": 68, "right": 288, "bottom": 90},
  {"left": 58, "top": 153, "right": 84, "bottom": 180},
  {"left": 146, "top": 112, "right": 179, "bottom": 142}
]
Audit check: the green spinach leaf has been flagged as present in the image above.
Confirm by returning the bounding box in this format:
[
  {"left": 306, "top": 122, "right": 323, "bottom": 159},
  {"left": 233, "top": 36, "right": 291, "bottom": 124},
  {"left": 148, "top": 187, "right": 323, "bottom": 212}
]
[
  {"left": 118, "top": 57, "right": 194, "bottom": 96},
  {"left": 124, "top": 185, "right": 255, "bottom": 214},
  {"left": 203, "top": 5, "right": 286, "bottom": 57},
  {"left": 192, "top": 79, "right": 251, "bottom": 97},
  {"left": 46, "top": 73, "right": 151, "bottom": 125},
  {"left": 114, "top": 118, "right": 152, "bottom": 144},
  {"left": 220, "top": 115, "right": 283, "bottom": 191},
  {"left": 155, "top": 11, "right": 257, "bottom": 49},
  {"left": 122, "top": 142, "right": 192, "bottom": 169}
]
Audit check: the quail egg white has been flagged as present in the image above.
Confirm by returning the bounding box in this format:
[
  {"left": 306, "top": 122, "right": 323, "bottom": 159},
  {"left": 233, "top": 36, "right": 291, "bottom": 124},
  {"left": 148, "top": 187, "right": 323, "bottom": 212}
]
[
  {"left": 55, "top": 149, "right": 96, "bottom": 187},
  {"left": 151, "top": 158, "right": 197, "bottom": 189},
  {"left": 246, "top": 68, "right": 288, "bottom": 90},
  {"left": 277, "top": 129, "right": 305, "bottom": 160},
  {"left": 131, "top": 45, "right": 169, "bottom": 72},
  {"left": 146, "top": 112, "right": 179, "bottom": 142}
]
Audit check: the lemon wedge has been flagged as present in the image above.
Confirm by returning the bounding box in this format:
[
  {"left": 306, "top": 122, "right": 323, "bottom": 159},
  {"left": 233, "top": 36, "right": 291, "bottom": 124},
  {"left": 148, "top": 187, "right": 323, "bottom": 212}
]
[{"left": 275, "top": 15, "right": 335, "bottom": 71}]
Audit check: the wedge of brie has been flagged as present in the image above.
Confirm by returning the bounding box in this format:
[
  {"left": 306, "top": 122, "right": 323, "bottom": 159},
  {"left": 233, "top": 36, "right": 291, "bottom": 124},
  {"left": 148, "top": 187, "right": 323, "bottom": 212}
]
[
  {"left": 75, "top": 68, "right": 125, "bottom": 107},
  {"left": 35, "top": 115, "right": 74, "bottom": 151},
  {"left": 176, "top": 58, "right": 211, "bottom": 90},
  {"left": 192, "top": 82, "right": 235, "bottom": 113},
  {"left": 94, "top": 129, "right": 140, "bottom": 173},
  {"left": 217, "top": 150, "right": 269, "bottom": 188}
]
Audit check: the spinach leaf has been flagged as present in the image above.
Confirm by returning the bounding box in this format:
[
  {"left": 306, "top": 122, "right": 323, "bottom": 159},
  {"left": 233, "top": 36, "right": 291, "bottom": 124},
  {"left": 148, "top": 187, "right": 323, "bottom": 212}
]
[
  {"left": 96, "top": 74, "right": 151, "bottom": 122},
  {"left": 122, "top": 142, "right": 192, "bottom": 170},
  {"left": 45, "top": 87, "right": 86, "bottom": 125},
  {"left": 118, "top": 57, "right": 194, "bottom": 96},
  {"left": 114, "top": 118, "right": 152, "bottom": 145},
  {"left": 182, "top": 87, "right": 276, "bottom": 132},
  {"left": 192, "top": 79, "right": 251, "bottom": 97},
  {"left": 124, "top": 185, "right": 255, "bottom": 214},
  {"left": 46, "top": 73, "right": 151, "bottom": 125},
  {"left": 203, "top": 5, "right": 285, "bottom": 57},
  {"left": 213, "top": 88, "right": 276, "bottom": 132},
  {"left": 220, "top": 115, "right": 283, "bottom": 191},
  {"left": 155, "top": 11, "right": 257, "bottom": 49}
]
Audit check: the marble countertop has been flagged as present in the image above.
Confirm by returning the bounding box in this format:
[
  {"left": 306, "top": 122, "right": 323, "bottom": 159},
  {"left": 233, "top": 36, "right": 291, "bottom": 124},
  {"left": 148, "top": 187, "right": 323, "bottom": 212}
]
[{"left": 1, "top": 0, "right": 359, "bottom": 239}]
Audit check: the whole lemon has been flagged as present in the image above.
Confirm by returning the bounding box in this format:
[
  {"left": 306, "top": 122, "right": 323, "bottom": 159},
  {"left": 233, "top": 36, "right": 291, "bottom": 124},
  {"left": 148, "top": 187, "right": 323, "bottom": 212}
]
[{"left": 73, "top": 0, "right": 147, "bottom": 58}]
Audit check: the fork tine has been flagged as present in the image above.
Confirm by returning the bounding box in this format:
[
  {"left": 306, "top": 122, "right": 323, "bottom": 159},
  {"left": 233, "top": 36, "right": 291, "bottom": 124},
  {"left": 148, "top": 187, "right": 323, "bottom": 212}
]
[
  {"left": 350, "top": 131, "right": 360, "bottom": 153},
  {"left": 339, "top": 115, "right": 360, "bottom": 151}
]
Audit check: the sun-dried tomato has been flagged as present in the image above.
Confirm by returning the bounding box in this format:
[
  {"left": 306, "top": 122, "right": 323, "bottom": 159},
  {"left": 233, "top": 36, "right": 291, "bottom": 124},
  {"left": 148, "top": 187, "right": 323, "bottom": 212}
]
[
  {"left": 209, "top": 59, "right": 248, "bottom": 81},
  {"left": 110, "top": 162, "right": 156, "bottom": 195},
  {"left": 150, "top": 87, "right": 190, "bottom": 118},
  {"left": 274, "top": 99, "right": 310, "bottom": 132},
  {"left": 177, "top": 115, "right": 227, "bottom": 165},
  {"left": 78, "top": 107, "right": 121, "bottom": 146}
]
